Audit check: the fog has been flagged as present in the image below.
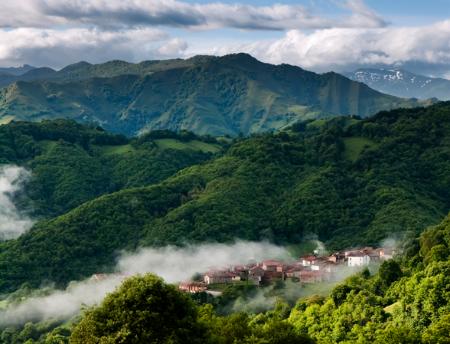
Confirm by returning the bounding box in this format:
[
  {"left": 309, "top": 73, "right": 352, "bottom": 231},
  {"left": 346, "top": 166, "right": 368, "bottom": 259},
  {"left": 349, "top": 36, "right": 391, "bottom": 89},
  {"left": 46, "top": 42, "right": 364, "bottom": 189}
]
[
  {"left": 0, "top": 276, "right": 124, "bottom": 326},
  {"left": 0, "top": 241, "right": 289, "bottom": 326},
  {"left": 118, "top": 241, "right": 290, "bottom": 283},
  {"left": 0, "top": 236, "right": 400, "bottom": 326},
  {"left": 0, "top": 165, "right": 33, "bottom": 240}
]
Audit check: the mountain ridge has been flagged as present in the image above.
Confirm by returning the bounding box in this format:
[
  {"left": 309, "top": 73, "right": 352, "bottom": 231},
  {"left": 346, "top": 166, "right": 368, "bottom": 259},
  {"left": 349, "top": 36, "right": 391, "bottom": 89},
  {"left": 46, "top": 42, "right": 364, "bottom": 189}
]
[{"left": 0, "top": 54, "right": 427, "bottom": 136}]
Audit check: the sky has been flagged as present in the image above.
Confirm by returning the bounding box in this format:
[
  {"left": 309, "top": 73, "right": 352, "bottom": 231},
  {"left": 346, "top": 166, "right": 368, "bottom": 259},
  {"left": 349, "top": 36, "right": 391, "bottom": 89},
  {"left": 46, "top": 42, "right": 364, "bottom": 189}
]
[{"left": 0, "top": 0, "right": 450, "bottom": 78}]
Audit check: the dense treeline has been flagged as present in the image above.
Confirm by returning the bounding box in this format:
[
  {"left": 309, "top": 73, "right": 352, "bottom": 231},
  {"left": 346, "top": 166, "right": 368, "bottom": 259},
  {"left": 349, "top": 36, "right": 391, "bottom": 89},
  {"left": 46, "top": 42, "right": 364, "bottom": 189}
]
[{"left": 3, "top": 212, "right": 450, "bottom": 343}]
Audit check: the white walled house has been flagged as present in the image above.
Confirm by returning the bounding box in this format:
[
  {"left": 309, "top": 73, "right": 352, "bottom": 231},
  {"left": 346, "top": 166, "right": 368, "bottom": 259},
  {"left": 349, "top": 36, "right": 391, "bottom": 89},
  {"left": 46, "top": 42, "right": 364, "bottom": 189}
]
[{"left": 347, "top": 253, "right": 371, "bottom": 267}]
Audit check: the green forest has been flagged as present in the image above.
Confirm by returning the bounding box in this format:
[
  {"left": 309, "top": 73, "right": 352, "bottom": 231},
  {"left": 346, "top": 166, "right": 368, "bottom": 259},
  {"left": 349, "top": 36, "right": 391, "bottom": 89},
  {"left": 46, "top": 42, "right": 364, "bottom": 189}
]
[
  {"left": 1, "top": 102, "right": 450, "bottom": 342},
  {"left": 1, "top": 103, "right": 450, "bottom": 291}
]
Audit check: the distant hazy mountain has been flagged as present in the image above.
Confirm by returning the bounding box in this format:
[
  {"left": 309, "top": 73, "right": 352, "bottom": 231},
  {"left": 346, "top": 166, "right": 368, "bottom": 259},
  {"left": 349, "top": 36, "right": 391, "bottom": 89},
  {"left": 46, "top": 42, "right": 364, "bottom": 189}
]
[
  {"left": 0, "top": 54, "right": 425, "bottom": 136},
  {"left": 345, "top": 68, "right": 450, "bottom": 100},
  {"left": 0, "top": 64, "right": 36, "bottom": 76}
]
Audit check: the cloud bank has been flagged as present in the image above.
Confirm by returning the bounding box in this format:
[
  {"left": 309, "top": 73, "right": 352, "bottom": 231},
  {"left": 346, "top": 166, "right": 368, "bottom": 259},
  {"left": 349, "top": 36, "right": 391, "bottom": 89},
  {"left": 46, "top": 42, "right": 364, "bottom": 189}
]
[
  {"left": 0, "top": 0, "right": 386, "bottom": 31},
  {"left": 205, "top": 20, "right": 450, "bottom": 75},
  {"left": 0, "top": 165, "right": 33, "bottom": 240},
  {"left": 0, "top": 241, "right": 289, "bottom": 326},
  {"left": 0, "top": 0, "right": 449, "bottom": 77},
  {"left": 0, "top": 27, "right": 179, "bottom": 68}
]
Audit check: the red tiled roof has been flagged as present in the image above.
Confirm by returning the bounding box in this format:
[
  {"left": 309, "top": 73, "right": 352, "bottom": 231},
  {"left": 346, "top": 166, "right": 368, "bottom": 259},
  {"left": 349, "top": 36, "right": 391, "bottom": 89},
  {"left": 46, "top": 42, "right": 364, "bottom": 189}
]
[{"left": 262, "top": 260, "right": 284, "bottom": 266}]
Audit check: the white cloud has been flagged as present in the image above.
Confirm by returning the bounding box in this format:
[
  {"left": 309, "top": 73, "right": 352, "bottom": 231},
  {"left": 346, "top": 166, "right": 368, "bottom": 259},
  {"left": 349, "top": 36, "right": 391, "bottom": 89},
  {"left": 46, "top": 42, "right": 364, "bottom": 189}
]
[
  {"left": 0, "top": 0, "right": 386, "bottom": 31},
  {"left": 0, "top": 165, "right": 33, "bottom": 240},
  {"left": 202, "top": 20, "right": 450, "bottom": 75},
  {"left": 158, "top": 38, "right": 188, "bottom": 57},
  {"left": 0, "top": 27, "right": 171, "bottom": 68},
  {"left": 0, "top": 1, "right": 449, "bottom": 78}
]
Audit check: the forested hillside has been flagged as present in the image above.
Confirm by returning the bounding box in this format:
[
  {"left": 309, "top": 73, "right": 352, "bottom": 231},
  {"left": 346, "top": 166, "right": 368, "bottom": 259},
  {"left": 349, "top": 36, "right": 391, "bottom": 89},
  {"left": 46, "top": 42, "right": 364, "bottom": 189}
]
[
  {"left": 0, "top": 54, "right": 424, "bottom": 136},
  {"left": 0, "top": 119, "right": 221, "bottom": 217},
  {"left": 0, "top": 102, "right": 450, "bottom": 292}
]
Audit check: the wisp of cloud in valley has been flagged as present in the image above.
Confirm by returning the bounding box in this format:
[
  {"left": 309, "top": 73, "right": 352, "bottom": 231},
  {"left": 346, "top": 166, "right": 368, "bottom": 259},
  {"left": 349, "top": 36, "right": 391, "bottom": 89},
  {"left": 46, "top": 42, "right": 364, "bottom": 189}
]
[{"left": 0, "top": 165, "right": 33, "bottom": 240}]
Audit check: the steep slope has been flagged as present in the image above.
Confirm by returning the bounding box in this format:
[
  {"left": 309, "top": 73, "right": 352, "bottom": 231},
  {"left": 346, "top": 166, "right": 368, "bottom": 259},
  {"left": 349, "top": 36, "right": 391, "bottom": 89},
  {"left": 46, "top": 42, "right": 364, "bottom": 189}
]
[
  {"left": 0, "top": 120, "right": 220, "bottom": 217},
  {"left": 0, "top": 54, "right": 423, "bottom": 136},
  {"left": 346, "top": 68, "right": 450, "bottom": 100},
  {"left": 0, "top": 102, "right": 450, "bottom": 291}
]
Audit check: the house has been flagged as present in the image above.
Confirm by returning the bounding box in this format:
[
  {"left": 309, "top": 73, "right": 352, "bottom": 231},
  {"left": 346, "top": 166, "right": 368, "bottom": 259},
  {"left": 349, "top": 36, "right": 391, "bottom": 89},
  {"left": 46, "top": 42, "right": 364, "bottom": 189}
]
[
  {"left": 299, "top": 270, "right": 324, "bottom": 283},
  {"left": 179, "top": 282, "right": 207, "bottom": 293},
  {"left": 285, "top": 265, "right": 304, "bottom": 279},
  {"left": 261, "top": 270, "right": 284, "bottom": 284},
  {"left": 328, "top": 252, "right": 345, "bottom": 264},
  {"left": 300, "top": 255, "right": 317, "bottom": 267},
  {"left": 347, "top": 252, "right": 371, "bottom": 267},
  {"left": 248, "top": 266, "right": 265, "bottom": 285},
  {"left": 310, "top": 257, "right": 330, "bottom": 271},
  {"left": 261, "top": 260, "right": 285, "bottom": 272},
  {"left": 204, "top": 270, "right": 236, "bottom": 284},
  {"left": 231, "top": 265, "right": 249, "bottom": 280}
]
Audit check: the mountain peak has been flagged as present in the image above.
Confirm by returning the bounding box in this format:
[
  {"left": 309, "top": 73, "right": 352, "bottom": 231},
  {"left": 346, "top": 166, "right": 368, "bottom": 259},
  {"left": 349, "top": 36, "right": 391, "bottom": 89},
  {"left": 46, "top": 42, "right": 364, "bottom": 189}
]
[
  {"left": 345, "top": 67, "right": 450, "bottom": 100},
  {"left": 60, "top": 61, "right": 93, "bottom": 72}
]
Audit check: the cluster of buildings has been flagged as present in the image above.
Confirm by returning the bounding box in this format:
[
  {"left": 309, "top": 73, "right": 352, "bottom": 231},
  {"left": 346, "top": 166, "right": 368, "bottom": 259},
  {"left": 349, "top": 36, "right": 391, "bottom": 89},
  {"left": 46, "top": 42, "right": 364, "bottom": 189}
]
[{"left": 179, "top": 246, "right": 395, "bottom": 293}]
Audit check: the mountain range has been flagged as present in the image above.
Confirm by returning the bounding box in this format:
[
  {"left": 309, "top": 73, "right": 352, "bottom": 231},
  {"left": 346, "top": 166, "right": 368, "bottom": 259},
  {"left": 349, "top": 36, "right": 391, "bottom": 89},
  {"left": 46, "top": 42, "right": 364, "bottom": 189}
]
[
  {"left": 0, "top": 54, "right": 427, "bottom": 136},
  {"left": 346, "top": 68, "right": 450, "bottom": 100}
]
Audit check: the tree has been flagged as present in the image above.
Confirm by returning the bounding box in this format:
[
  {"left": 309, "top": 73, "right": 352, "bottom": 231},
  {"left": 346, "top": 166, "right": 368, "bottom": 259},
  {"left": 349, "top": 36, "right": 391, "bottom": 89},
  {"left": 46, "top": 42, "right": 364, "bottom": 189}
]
[
  {"left": 378, "top": 260, "right": 402, "bottom": 289},
  {"left": 70, "top": 274, "right": 207, "bottom": 344},
  {"left": 422, "top": 314, "right": 450, "bottom": 344}
]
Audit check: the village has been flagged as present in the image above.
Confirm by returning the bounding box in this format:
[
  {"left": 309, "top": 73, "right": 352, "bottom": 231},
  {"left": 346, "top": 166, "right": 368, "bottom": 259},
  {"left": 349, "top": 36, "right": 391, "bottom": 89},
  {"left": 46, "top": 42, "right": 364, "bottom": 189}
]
[{"left": 178, "top": 246, "right": 395, "bottom": 294}]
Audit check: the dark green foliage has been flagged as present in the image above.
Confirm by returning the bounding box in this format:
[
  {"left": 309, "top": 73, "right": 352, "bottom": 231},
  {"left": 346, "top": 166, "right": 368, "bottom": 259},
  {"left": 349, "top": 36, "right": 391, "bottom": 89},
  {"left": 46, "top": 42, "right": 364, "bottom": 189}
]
[
  {"left": 330, "top": 285, "right": 353, "bottom": 306},
  {"left": 287, "top": 212, "right": 450, "bottom": 343},
  {"left": 0, "top": 119, "right": 218, "bottom": 217},
  {"left": 378, "top": 260, "right": 403, "bottom": 289},
  {"left": 0, "top": 320, "right": 70, "bottom": 344},
  {"left": 70, "top": 274, "right": 208, "bottom": 344}
]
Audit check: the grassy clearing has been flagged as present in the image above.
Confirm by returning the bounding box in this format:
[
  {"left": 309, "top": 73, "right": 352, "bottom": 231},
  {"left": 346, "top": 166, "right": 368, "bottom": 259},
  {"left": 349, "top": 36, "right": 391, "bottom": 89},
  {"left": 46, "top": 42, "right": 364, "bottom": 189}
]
[
  {"left": 38, "top": 140, "right": 58, "bottom": 152},
  {"left": 343, "top": 137, "right": 378, "bottom": 161},
  {"left": 308, "top": 119, "right": 327, "bottom": 128},
  {"left": 99, "top": 144, "right": 136, "bottom": 155},
  {"left": 155, "top": 139, "right": 221, "bottom": 153},
  {"left": 384, "top": 301, "right": 400, "bottom": 314}
]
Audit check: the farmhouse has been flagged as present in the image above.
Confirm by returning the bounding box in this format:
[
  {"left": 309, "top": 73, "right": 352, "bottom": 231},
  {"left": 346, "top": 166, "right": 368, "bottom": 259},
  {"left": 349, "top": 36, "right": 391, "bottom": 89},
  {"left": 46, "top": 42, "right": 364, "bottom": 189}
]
[{"left": 204, "top": 270, "right": 240, "bottom": 284}]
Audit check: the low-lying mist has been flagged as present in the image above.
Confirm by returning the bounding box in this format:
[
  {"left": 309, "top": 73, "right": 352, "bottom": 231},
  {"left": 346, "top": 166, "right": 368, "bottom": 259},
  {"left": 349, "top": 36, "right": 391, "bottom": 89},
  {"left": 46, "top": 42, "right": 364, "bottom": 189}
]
[
  {"left": 0, "top": 241, "right": 289, "bottom": 326},
  {"left": 0, "top": 165, "right": 33, "bottom": 240},
  {"left": 0, "top": 237, "right": 399, "bottom": 326}
]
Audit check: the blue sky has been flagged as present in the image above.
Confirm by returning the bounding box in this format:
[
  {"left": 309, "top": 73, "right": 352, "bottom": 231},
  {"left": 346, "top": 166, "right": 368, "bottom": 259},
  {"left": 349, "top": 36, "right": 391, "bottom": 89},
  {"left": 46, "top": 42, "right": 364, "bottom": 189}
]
[{"left": 0, "top": 0, "right": 449, "bottom": 78}]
